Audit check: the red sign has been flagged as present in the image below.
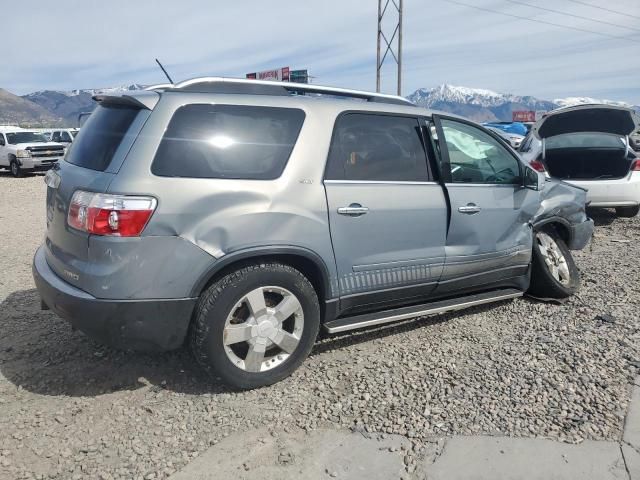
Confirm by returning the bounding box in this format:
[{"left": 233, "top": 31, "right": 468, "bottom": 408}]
[{"left": 512, "top": 110, "right": 536, "bottom": 122}]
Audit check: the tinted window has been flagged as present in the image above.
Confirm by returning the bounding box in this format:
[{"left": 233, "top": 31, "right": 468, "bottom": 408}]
[
  {"left": 152, "top": 104, "right": 305, "bottom": 180},
  {"left": 0, "top": 135, "right": 4, "bottom": 146},
  {"left": 60, "top": 131, "right": 72, "bottom": 142},
  {"left": 65, "top": 104, "right": 140, "bottom": 171},
  {"left": 326, "top": 113, "right": 429, "bottom": 181},
  {"left": 440, "top": 119, "right": 521, "bottom": 184}
]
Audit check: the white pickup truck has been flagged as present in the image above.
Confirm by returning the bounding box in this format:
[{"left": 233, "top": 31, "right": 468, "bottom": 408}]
[{"left": 0, "top": 127, "right": 65, "bottom": 177}]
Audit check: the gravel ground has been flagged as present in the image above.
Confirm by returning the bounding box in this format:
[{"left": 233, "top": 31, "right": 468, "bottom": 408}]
[{"left": 0, "top": 173, "right": 639, "bottom": 479}]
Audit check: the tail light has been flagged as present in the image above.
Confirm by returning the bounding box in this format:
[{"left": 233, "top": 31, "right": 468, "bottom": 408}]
[
  {"left": 68, "top": 190, "right": 157, "bottom": 237},
  {"left": 529, "top": 159, "right": 547, "bottom": 173},
  {"left": 633, "top": 159, "right": 640, "bottom": 171}
]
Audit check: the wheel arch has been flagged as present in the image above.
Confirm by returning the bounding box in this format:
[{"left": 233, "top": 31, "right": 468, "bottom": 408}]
[
  {"left": 190, "top": 246, "right": 335, "bottom": 305},
  {"left": 531, "top": 217, "right": 571, "bottom": 244}
]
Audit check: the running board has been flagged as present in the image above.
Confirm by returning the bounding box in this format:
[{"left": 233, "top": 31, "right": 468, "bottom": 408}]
[{"left": 324, "top": 288, "right": 523, "bottom": 334}]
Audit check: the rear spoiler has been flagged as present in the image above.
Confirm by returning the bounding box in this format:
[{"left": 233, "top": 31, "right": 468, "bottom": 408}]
[{"left": 92, "top": 91, "right": 160, "bottom": 110}]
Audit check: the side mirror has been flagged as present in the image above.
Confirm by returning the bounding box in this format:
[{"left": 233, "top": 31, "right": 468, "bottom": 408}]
[{"left": 523, "top": 167, "right": 543, "bottom": 191}]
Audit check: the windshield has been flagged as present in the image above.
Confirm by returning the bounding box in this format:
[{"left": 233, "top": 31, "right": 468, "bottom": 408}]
[
  {"left": 5, "top": 132, "right": 48, "bottom": 144},
  {"left": 546, "top": 133, "right": 625, "bottom": 150}
]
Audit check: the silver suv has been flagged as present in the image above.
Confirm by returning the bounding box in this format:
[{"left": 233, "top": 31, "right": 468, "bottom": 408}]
[{"left": 33, "top": 78, "right": 594, "bottom": 389}]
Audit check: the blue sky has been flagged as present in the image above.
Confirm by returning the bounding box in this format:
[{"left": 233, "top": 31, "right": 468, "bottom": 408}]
[{"left": 3, "top": 0, "right": 639, "bottom": 103}]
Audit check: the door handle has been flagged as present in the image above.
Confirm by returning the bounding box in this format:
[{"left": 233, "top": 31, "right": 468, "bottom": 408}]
[
  {"left": 458, "top": 203, "right": 481, "bottom": 214},
  {"left": 337, "top": 203, "right": 369, "bottom": 217}
]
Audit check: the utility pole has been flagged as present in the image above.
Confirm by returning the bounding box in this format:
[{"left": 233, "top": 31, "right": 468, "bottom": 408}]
[{"left": 376, "top": 0, "right": 403, "bottom": 95}]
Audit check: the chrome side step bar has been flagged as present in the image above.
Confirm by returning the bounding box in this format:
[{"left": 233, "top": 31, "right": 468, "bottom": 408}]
[{"left": 324, "top": 288, "right": 523, "bottom": 334}]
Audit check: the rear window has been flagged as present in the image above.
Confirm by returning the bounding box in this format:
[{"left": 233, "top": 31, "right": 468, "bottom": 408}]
[
  {"left": 152, "top": 104, "right": 305, "bottom": 180},
  {"left": 65, "top": 104, "right": 140, "bottom": 171}
]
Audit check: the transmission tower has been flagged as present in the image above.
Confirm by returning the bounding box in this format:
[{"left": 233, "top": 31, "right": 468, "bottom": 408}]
[{"left": 376, "top": 0, "right": 403, "bottom": 95}]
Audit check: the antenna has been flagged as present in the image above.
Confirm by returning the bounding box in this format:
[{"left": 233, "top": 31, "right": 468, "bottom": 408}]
[{"left": 155, "top": 58, "right": 174, "bottom": 84}]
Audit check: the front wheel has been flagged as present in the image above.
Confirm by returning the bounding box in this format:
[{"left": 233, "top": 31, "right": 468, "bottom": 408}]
[
  {"left": 190, "top": 263, "right": 320, "bottom": 390},
  {"left": 528, "top": 227, "right": 580, "bottom": 299},
  {"left": 615, "top": 205, "right": 640, "bottom": 218},
  {"left": 10, "top": 160, "right": 23, "bottom": 178}
]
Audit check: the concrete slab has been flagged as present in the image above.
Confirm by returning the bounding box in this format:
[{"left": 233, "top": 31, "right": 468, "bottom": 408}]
[
  {"left": 624, "top": 379, "right": 640, "bottom": 451},
  {"left": 423, "top": 436, "right": 627, "bottom": 480},
  {"left": 170, "top": 428, "right": 419, "bottom": 480},
  {"left": 622, "top": 444, "right": 640, "bottom": 480}
]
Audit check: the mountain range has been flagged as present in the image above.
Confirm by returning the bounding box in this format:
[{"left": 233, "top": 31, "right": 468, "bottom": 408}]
[{"left": 1, "top": 83, "right": 638, "bottom": 127}]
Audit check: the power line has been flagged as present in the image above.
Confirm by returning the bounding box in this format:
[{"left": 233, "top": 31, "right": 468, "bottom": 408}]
[
  {"left": 504, "top": 0, "right": 640, "bottom": 33},
  {"left": 438, "top": 0, "right": 640, "bottom": 44},
  {"left": 562, "top": 0, "right": 640, "bottom": 22}
]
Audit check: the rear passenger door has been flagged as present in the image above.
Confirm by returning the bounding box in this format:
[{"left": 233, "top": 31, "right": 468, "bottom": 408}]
[
  {"left": 431, "top": 116, "right": 539, "bottom": 293},
  {"left": 324, "top": 112, "right": 448, "bottom": 313}
]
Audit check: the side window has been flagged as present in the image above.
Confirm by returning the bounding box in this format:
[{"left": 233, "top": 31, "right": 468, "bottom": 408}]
[
  {"left": 52, "top": 131, "right": 61, "bottom": 142},
  {"left": 152, "top": 104, "right": 305, "bottom": 180},
  {"left": 326, "top": 113, "right": 429, "bottom": 182},
  {"left": 440, "top": 119, "right": 521, "bottom": 184},
  {"left": 60, "top": 131, "right": 72, "bottom": 142},
  {"left": 0, "top": 134, "right": 4, "bottom": 146}
]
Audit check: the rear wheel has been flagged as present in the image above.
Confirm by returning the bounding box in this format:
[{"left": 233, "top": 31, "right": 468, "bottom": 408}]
[
  {"left": 615, "top": 205, "right": 640, "bottom": 218},
  {"left": 190, "top": 263, "right": 320, "bottom": 390},
  {"left": 528, "top": 227, "right": 580, "bottom": 299},
  {"left": 10, "top": 159, "right": 23, "bottom": 178}
]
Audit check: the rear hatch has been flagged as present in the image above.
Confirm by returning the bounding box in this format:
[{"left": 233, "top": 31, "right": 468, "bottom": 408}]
[
  {"left": 44, "top": 93, "right": 156, "bottom": 291},
  {"left": 533, "top": 104, "right": 640, "bottom": 180}
]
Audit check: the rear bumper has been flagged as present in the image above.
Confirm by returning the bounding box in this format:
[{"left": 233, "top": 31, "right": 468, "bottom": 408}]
[
  {"left": 567, "top": 218, "right": 594, "bottom": 250},
  {"left": 565, "top": 175, "right": 640, "bottom": 208},
  {"left": 32, "top": 246, "right": 197, "bottom": 352}
]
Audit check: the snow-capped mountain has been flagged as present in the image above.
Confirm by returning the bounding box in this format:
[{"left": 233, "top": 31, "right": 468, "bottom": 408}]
[
  {"left": 9, "top": 82, "right": 638, "bottom": 127},
  {"left": 23, "top": 84, "right": 145, "bottom": 125},
  {"left": 27, "top": 84, "right": 145, "bottom": 98},
  {"left": 406, "top": 84, "right": 558, "bottom": 122},
  {"left": 554, "top": 96, "right": 636, "bottom": 109}
]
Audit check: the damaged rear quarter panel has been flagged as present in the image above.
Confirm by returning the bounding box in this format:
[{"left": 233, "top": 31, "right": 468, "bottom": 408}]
[{"left": 104, "top": 93, "right": 339, "bottom": 298}]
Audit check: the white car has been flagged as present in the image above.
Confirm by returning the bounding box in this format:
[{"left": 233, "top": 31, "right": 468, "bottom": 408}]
[
  {"left": 485, "top": 126, "right": 525, "bottom": 149},
  {"left": 0, "top": 127, "right": 65, "bottom": 177},
  {"left": 519, "top": 104, "right": 640, "bottom": 217},
  {"left": 44, "top": 128, "right": 80, "bottom": 147}
]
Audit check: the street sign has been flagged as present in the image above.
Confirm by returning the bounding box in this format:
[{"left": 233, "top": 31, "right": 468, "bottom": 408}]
[{"left": 290, "top": 69, "right": 309, "bottom": 84}]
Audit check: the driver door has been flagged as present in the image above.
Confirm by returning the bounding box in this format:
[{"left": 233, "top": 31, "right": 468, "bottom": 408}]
[{"left": 431, "top": 115, "right": 540, "bottom": 294}]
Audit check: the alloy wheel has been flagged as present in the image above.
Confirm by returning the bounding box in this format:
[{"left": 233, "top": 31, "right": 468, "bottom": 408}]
[
  {"left": 536, "top": 232, "right": 570, "bottom": 285},
  {"left": 223, "top": 286, "right": 304, "bottom": 373}
]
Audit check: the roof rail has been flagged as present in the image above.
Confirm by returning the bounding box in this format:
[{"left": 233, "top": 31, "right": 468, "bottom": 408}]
[{"left": 151, "top": 77, "right": 414, "bottom": 107}]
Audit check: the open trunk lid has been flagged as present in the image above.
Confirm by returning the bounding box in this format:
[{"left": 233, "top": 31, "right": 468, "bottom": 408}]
[
  {"left": 533, "top": 104, "right": 640, "bottom": 139},
  {"left": 43, "top": 93, "right": 156, "bottom": 291}
]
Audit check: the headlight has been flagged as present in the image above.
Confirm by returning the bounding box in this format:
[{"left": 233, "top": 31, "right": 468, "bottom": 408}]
[{"left": 16, "top": 149, "right": 31, "bottom": 158}]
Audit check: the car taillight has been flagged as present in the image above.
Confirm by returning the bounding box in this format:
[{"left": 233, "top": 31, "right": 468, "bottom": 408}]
[
  {"left": 633, "top": 159, "right": 640, "bottom": 171},
  {"left": 530, "top": 159, "right": 546, "bottom": 173},
  {"left": 67, "top": 190, "right": 157, "bottom": 237}
]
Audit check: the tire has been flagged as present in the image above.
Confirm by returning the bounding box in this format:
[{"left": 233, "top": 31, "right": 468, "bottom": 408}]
[
  {"left": 528, "top": 226, "right": 580, "bottom": 299},
  {"left": 615, "top": 205, "right": 640, "bottom": 218},
  {"left": 191, "top": 262, "right": 320, "bottom": 390},
  {"left": 10, "top": 159, "right": 23, "bottom": 178}
]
